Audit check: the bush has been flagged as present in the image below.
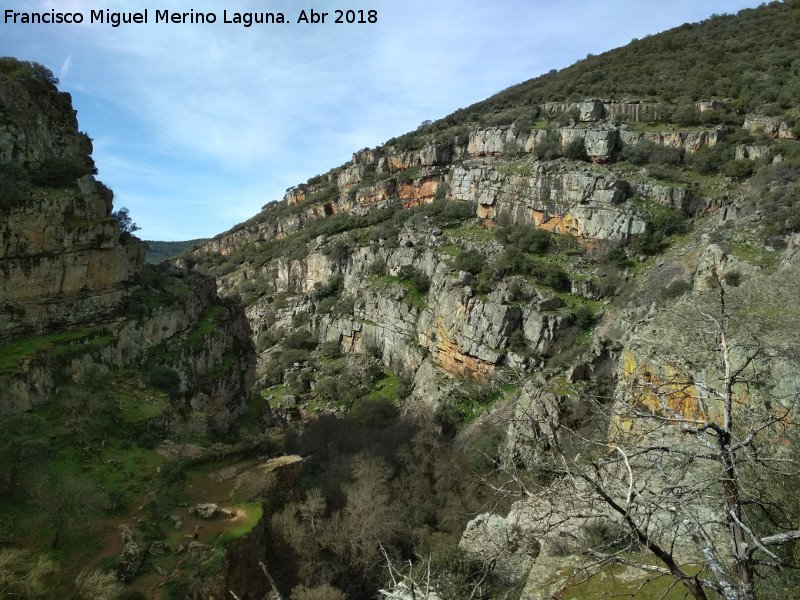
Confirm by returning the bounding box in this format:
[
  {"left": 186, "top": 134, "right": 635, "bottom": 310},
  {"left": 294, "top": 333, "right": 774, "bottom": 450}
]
[
  {"left": 534, "top": 134, "right": 560, "bottom": 160},
  {"left": 452, "top": 249, "right": 486, "bottom": 275},
  {"left": 507, "top": 329, "right": 527, "bottom": 352},
  {"left": 724, "top": 158, "right": 755, "bottom": 180},
  {"left": 0, "top": 162, "right": 31, "bottom": 210},
  {"left": 622, "top": 139, "right": 683, "bottom": 166},
  {"left": 723, "top": 270, "right": 742, "bottom": 287},
  {"left": 687, "top": 145, "right": 723, "bottom": 174},
  {"left": 290, "top": 584, "right": 345, "bottom": 600},
  {"left": 146, "top": 366, "right": 180, "bottom": 396},
  {"left": 543, "top": 268, "right": 571, "bottom": 292},
  {"left": 112, "top": 207, "right": 140, "bottom": 234},
  {"left": 136, "top": 430, "right": 161, "bottom": 449},
  {"left": 564, "top": 136, "right": 588, "bottom": 160},
  {"left": 29, "top": 156, "right": 96, "bottom": 187},
  {"left": 398, "top": 265, "right": 430, "bottom": 294},
  {"left": 283, "top": 329, "right": 317, "bottom": 351},
  {"left": 661, "top": 279, "right": 692, "bottom": 300},
  {"left": 573, "top": 303, "right": 595, "bottom": 329}
]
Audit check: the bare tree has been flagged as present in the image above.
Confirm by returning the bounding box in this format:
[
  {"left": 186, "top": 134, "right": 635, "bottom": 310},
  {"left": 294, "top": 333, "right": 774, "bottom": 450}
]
[{"left": 506, "top": 271, "right": 800, "bottom": 600}]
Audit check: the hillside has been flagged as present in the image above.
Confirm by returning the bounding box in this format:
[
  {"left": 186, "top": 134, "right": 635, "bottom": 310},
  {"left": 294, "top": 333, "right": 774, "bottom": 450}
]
[
  {"left": 0, "top": 59, "right": 262, "bottom": 600},
  {"left": 181, "top": 2, "right": 800, "bottom": 599},
  {"left": 2, "top": 3, "right": 800, "bottom": 600},
  {"left": 145, "top": 240, "right": 209, "bottom": 265}
]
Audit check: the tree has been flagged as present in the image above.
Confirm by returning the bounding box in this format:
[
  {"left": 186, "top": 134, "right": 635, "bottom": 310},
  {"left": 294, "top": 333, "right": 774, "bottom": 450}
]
[
  {"left": 507, "top": 269, "right": 800, "bottom": 600},
  {"left": 0, "top": 413, "right": 51, "bottom": 497},
  {"left": 112, "top": 206, "right": 140, "bottom": 234}
]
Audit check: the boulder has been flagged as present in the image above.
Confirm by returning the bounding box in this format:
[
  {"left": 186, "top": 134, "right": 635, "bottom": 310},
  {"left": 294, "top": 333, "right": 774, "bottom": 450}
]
[{"left": 190, "top": 502, "right": 218, "bottom": 518}]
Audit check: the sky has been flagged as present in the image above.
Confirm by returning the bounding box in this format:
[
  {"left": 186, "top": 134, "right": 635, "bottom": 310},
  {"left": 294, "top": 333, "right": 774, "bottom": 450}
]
[{"left": 4, "top": 0, "right": 764, "bottom": 240}]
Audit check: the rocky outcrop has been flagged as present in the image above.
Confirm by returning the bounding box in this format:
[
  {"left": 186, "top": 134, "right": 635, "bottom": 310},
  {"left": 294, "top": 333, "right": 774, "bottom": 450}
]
[
  {"left": 0, "top": 69, "right": 92, "bottom": 165},
  {"left": 0, "top": 68, "right": 257, "bottom": 421},
  {"left": 742, "top": 113, "right": 794, "bottom": 139},
  {"left": 0, "top": 176, "right": 146, "bottom": 342}
]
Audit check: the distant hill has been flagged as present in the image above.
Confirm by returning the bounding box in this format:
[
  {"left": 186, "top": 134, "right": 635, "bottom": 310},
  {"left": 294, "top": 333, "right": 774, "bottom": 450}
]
[{"left": 144, "top": 238, "right": 208, "bottom": 264}]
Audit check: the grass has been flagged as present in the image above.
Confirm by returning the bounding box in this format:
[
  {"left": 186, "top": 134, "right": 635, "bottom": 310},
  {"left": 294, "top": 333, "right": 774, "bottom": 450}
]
[
  {"left": 403, "top": 287, "right": 427, "bottom": 310},
  {"left": 63, "top": 215, "right": 116, "bottom": 228},
  {"left": 558, "top": 562, "right": 718, "bottom": 600},
  {"left": 363, "top": 373, "right": 406, "bottom": 403},
  {"left": 185, "top": 305, "right": 225, "bottom": 347},
  {"left": 216, "top": 502, "right": 263, "bottom": 545},
  {"left": 730, "top": 240, "right": 779, "bottom": 272},
  {"left": 444, "top": 222, "right": 495, "bottom": 244},
  {"left": 436, "top": 244, "right": 461, "bottom": 258},
  {"left": 0, "top": 326, "right": 106, "bottom": 375}
]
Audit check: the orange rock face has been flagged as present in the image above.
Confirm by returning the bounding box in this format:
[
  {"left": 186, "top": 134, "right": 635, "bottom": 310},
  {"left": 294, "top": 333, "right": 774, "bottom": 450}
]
[
  {"left": 432, "top": 322, "right": 495, "bottom": 378},
  {"left": 399, "top": 177, "right": 439, "bottom": 209}
]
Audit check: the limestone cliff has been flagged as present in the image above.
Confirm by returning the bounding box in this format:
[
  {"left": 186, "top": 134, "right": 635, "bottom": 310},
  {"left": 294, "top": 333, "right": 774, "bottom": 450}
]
[
  {"left": 0, "top": 59, "right": 256, "bottom": 424},
  {"left": 186, "top": 84, "right": 800, "bottom": 597}
]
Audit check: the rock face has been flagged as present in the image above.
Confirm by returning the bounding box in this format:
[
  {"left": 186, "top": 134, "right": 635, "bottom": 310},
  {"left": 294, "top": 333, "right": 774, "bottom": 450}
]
[
  {"left": 190, "top": 104, "right": 726, "bottom": 406},
  {"left": 0, "top": 61, "right": 256, "bottom": 422},
  {"left": 0, "top": 176, "right": 146, "bottom": 342},
  {"left": 0, "top": 70, "right": 92, "bottom": 165},
  {"left": 0, "top": 66, "right": 148, "bottom": 343}
]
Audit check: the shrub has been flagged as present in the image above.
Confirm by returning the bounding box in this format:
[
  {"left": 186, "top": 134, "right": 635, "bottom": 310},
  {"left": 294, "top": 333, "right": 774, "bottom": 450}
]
[
  {"left": 723, "top": 270, "right": 742, "bottom": 287},
  {"left": 146, "top": 366, "right": 180, "bottom": 396},
  {"left": 543, "top": 267, "right": 571, "bottom": 292},
  {"left": 573, "top": 303, "right": 595, "bottom": 329},
  {"left": 534, "top": 134, "right": 560, "bottom": 160},
  {"left": 724, "top": 158, "right": 755, "bottom": 180},
  {"left": 507, "top": 329, "right": 527, "bottom": 352},
  {"left": 0, "top": 162, "right": 31, "bottom": 210},
  {"left": 661, "top": 279, "right": 692, "bottom": 300},
  {"left": 564, "top": 136, "right": 588, "bottom": 160},
  {"left": 452, "top": 249, "right": 486, "bottom": 275},
  {"left": 398, "top": 265, "right": 430, "bottom": 294},
  {"left": 290, "top": 584, "right": 345, "bottom": 600},
  {"left": 283, "top": 329, "right": 317, "bottom": 351},
  {"left": 29, "top": 156, "right": 96, "bottom": 187},
  {"left": 112, "top": 207, "right": 140, "bottom": 234}
]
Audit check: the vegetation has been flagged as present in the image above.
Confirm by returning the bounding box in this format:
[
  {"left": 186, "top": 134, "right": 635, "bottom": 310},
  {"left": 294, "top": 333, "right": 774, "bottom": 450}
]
[{"left": 145, "top": 239, "right": 209, "bottom": 264}]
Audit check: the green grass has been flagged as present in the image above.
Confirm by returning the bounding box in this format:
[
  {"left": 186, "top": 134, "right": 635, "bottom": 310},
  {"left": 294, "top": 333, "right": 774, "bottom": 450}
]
[
  {"left": 216, "top": 502, "right": 263, "bottom": 545},
  {"left": 185, "top": 306, "right": 225, "bottom": 347},
  {"left": 207, "top": 352, "right": 236, "bottom": 378},
  {"left": 0, "top": 326, "right": 106, "bottom": 374},
  {"left": 444, "top": 222, "right": 495, "bottom": 244},
  {"left": 730, "top": 240, "right": 779, "bottom": 272},
  {"left": 363, "top": 373, "right": 406, "bottom": 403},
  {"left": 403, "top": 287, "right": 427, "bottom": 310},
  {"left": 436, "top": 244, "right": 461, "bottom": 258}
]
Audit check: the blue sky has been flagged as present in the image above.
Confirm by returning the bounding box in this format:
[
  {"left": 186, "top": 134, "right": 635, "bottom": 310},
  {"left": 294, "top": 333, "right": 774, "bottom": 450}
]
[{"left": 4, "top": 0, "right": 762, "bottom": 240}]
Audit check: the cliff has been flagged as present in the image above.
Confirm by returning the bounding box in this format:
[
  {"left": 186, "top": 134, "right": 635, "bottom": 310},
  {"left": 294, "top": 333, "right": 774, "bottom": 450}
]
[
  {"left": 186, "top": 56, "right": 800, "bottom": 598},
  {"left": 0, "top": 59, "right": 256, "bottom": 423}
]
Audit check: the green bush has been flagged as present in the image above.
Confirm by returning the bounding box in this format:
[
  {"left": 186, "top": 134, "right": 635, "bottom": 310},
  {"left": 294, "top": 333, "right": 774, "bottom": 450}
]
[
  {"left": 573, "top": 303, "right": 595, "bottom": 329},
  {"left": 661, "top": 279, "right": 692, "bottom": 300},
  {"left": 146, "top": 366, "right": 180, "bottom": 396},
  {"left": 452, "top": 249, "right": 486, "bottom": 275},
  {"left": 564, "top": 135, "right": 588, "bottom": 160},
  {"left": 0, "top": 162, "right": 31, "bottom": 210},
  {"left": 29, "top": 156, "right": 96, "bottom": 187},
  {"left": 282, "top": 329, "right": 317, "bottom": 351},
  {"left": 543, "top": 268, "right": 571, "bottom": 292}
]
